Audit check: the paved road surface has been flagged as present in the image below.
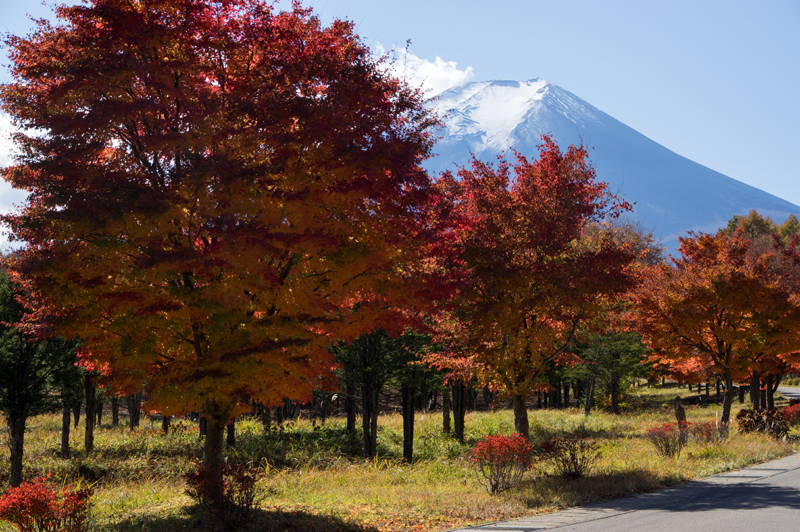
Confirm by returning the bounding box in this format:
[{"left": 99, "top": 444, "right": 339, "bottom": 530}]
[{"left": 448, "top": 387, "right": 800, "bottom": 532}]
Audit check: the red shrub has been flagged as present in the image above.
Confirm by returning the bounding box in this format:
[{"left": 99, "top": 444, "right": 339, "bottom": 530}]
[
  {"left": 690, "top": 421, "right": 723, "bottom": 443},
  {"left": 469, "top": 433, "right": 533, "bottom": 494},
  {"left": 0, "top": 474, "right": 93, "bottom": 532},
  {"left": 780, "top": 403, "right": 800, "bottom": 425},
  {"left": 645, "top": 422, "right": 687, "bottom": 458}
]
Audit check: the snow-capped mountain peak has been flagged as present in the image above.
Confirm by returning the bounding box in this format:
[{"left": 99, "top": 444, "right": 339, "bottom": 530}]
[{"left": 424, "top": 79, "right": 799, "bottom": 252}]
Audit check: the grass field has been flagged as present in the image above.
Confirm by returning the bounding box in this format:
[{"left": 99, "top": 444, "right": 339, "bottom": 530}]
[{"left": 0, "top": 386, "right": 794, "bottom": 532}]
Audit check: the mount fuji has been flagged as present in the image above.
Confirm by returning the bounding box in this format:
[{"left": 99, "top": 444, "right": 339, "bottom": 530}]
[{"left": 423, "top": 79, "right": 800, "bottom": 252}]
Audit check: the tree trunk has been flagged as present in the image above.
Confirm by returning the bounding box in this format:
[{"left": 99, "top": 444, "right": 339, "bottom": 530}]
[
  {"left": 766, "top": 375, "right": 775, "bottom": 409},
  {"left": 162, "top": 415, "right": 170, "bottom": 435},
  {"left": 563, "top": 383, "right": 570, "bottom": 408},
  {"left": 482, "top": 386, "right": 492, "bottom": 411},
  {"left": 345, "top": 382, "right": 357, "bottom": 434},
  {"left": 61, "top": 404, "right": 71, "bottom": 459},
  {"left": 584, "top": 377, "right": 595, "bottom": 416},
  {"left": 750, "top": 371, "right": 760, "bottom": 409},
  {"left": 199, "top": 416, "right": 207, "bottom": 438},
  {"left": 442, "top": 386, "right": 451, "bottom": 434},
  {"left": 738, "top": 385, "right": 745, "bottom": 404},
  {"left": 96, "top": 396, "right": 103, "bottom": 426},
  {"left": 720, "top": 372, "right": 735, "bottom": 430},
  {"left": 8, "top": 414, "right": 26, "bottom": 487},
  {"left": 111, "top": 397, "right": 120, "bottom": 427},
  {"left": 127, "top": 393, "right": 141, "bottom": 430},
  {"left": 84, "top": 376, "right": 95, "bottom": 453},
  {"left": 511, "top": 394, "right": 529, "bottom": 439},
  {"left": 260, "top": 406, "right": 271, "bottom": 430},
  {"left": 72, "top": 401, "right": 81, "bottom": 428},
  {"left": 769, "top": 374, "right": 782, "bottom": 409},
  {"left": 361, "top": 385, "right": 380, "bottom": 459},
  {"left": 202, "top": 400, "right": 232, "bottom": 506},
  {"left": 226, "top": 417, "right": 236, "bottom": 448},
  {"left": 610, "top": 377, "right": 620, "bottom": 414},
  {"left": 401, "top": 383, "right": 415, "bottom": 462},
  {"left": 451, "top": 382, "right": 467, "bottom": 443}
]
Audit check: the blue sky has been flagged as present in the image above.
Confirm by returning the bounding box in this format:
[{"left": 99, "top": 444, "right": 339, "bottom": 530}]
[{"left": 2, "top": 0, "right": 798, "bottom": 211}]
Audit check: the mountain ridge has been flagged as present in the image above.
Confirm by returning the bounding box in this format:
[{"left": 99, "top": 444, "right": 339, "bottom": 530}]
[{"left": 424, "top": 78, "right": 799, "bottom": 251}]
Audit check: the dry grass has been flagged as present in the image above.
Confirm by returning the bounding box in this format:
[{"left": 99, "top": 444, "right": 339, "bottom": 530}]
[{"left": 0, "top": 386, "right": 794, "bottom": 532}]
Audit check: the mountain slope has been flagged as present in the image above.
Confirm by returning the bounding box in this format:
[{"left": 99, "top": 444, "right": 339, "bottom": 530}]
[{"left": 424, "top": 79, "right": 799, "bottom": 251}]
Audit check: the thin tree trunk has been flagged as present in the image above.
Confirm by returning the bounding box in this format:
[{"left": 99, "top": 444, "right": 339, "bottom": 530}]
[
  {"left": 226, "top": 417, "right": 236, "bottom": 448},
  {"left": 199, "top": 416, "right": 207, "bottom": 439},
  {"left": 84, "top": 376, "right": 95, "bottom": 452},
  {"left": 61, "top": 404, "right": 71, "bottom": 459},
  {"left": 111, "top": 397, "right": 120, "bottom": 427},
  {"left": 451, "top": 382, "right": 467, "bottom": 443},
  {"left": 162, "top": 415, "right": 170, "bottom": 435},
  {"left": 345, "top": 382, "right": 357, "bottom": 434},
  {"left": 511, "top": 394, "right": 529, "bottom": 439},
  {"left": 260, "top": 406, "right": 271, "bottom": 430},
  {"left": 361, "top": 386, "right": 380, "bottom": 459},
  {"left": 563, "top": 383, "right": 570, "bottom": 408},
  {"left": 127, "top": 393, "right": 141, "bottom": 430},
  {"left": 584, "top": 377, "right": 595, "bottom": 416},
  {"left": 442, "top": 386, "right": 451, "bottom": 434},
  {"left": 739, "top": 385, "right": 745, "bottom": 404},
  {"left": 751, "top": 371, "right": 761, "bottom": 409},
  {"left": 8, "top": 414, "right": 26, "bottom": 487},
  {"left": 766, "top": 375, "right": 775, "bottom": 409},
  {"left": 401, "top": 383, "right": 415, "bottom": 462},
  {"left": 96, "top": 396, "right": 103, "bottom": 426},
  {"left": 73, "top": 401, "right": 81, "bottom": 428},
  {"left": 482, "top": 386, "right": 492, "bottom": 411},
  {"left": 610, "top": 377, "right": 620, "bottom": 414},
  {"left": 720, "top": 372, "right": 735, "bottom": 430}
]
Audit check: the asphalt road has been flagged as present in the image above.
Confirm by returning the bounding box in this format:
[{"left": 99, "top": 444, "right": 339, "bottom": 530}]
[{"left": 449, "top": 387, "right": 800, "bottom": 532}]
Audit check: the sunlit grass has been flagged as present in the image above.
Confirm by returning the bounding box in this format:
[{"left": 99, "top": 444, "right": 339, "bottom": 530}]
[{"left": 0, "top": 386, "right": 794, "bottom": 532}]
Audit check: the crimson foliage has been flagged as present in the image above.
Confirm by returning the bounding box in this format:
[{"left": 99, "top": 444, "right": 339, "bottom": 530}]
[
  {"left": 644, "top": 422, "right": 687, "bottom": 458},
  {"left": 469, "top": 433, "right": 533, "bottom": 494},
  {"left": 0, "top": 474, "right": 93, "bottom": 532}
]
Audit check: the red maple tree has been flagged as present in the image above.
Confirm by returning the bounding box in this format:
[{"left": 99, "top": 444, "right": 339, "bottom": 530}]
[
  {"left": 629, "top": 231, "right": 800, "bottom": 425},
  {"left": 427, "top": 137, "right": 636, "bottom": 438},
  {"left": 1, "top": 0, "right": 436, "bottom": 496}
]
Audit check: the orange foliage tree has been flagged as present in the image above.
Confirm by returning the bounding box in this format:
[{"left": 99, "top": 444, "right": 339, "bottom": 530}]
[
  {"left": 629, "top": 231, "right": 800, "bottom": 425},
  {"left": 428, "top": 137, "right": 636, "bottom": 438},
  {"left": 0, "top": 0, "right": 435, "bottom": 494}
]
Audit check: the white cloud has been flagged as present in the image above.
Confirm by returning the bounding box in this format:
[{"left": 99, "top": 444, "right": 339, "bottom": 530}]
[
  {"left": 0, "top": 113, "right": 27, "bottom": 213},
  {"left": 375, "top": 43, "right": 474, "bottom": 98}
]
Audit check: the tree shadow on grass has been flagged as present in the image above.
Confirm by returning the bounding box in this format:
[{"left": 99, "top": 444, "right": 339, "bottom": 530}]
[
  {"left": 506, "top": 469, "right": 682, "bottom": 509},
  {"left": 106, "top": 505, "right": 381, "bottom": 532}
]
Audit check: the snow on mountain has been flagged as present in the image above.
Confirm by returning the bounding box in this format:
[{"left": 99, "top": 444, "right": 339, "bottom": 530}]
[{"left": 424, "top": 79, "right": 800, "bottom": 253}]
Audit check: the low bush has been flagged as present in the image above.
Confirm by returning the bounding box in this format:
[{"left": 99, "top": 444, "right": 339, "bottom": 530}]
[
  {"left": 468, "top": 433, "right": 533, "bottom": 494},
  {"left": 736, "top": 409, "right": 789, "bottom": 439},
  {"left": 691, "top": 421, "right": 724, "bottom": 444},
  {"left": 780, "top": 403, "right": 800, "bottom": 425},
  {"left": 644, "top": 422, "right": 686, "bottom": 458},
  {"left": 0, "top": 474, "right": 93, "bottom": 532},
  {"left": 184, "top": 463, "right": 261, "bottom": 530},
  {"left": 540, "top": 433, "right": 600, "bottom": 479}
]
